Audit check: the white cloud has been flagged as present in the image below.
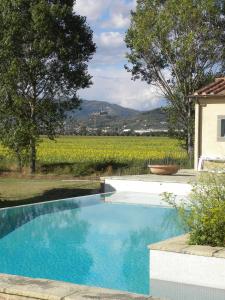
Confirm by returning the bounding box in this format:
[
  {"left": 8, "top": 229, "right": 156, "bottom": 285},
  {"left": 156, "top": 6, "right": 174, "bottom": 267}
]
[
  {"left": 102, "top": 13, "right": 130, "bottom": 29},
  {"left": 92, "top": 31, "right": 126, "bottom": 65},
  {"left": 95, "top": 32, "right": 124, "bottom": 48},
  {"left": 75, "top": 1, "right": 135, "bottom": 66},
  {"left": 75, "top": 0, "right": 136, "bottom": 29},
  {"left": 79, "top": 67, "right": 164, "bottom": 110},
  {"left": 75, "top": 0, "right": 110, "bottom": 21},
  {"left": 75, "top": 1, "right": 162, "bottom": 111},
  {"left": 102, "top": 0, "right": 136, "bottom": 29}
]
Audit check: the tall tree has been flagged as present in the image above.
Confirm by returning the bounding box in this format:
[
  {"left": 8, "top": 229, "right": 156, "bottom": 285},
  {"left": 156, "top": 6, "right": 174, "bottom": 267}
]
[
  {"left": 125, "top": 0, "right": 225, "bottom": 155},
  {"left": 0, "top": 0, "right": 96, "bottom": 173}
]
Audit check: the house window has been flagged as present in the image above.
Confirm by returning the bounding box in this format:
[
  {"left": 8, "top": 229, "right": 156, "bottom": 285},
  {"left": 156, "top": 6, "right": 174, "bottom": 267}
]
[
  {"left": 217, "top": 116, "right": 225, "bottom": 141},
  {"left": 221, "top": 119, "right": 225, "bottom": 137}
]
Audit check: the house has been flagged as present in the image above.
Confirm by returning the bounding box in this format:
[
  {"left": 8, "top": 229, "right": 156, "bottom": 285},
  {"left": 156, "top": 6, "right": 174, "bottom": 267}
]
[{"left": 192, "top": 77, "right": 225, "bottom": 170}]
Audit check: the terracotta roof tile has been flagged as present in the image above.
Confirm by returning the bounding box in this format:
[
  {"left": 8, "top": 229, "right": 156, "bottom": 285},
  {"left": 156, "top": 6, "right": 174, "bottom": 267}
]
[{"left": 193, "top": 78, "right": 225, "bottom": 96}]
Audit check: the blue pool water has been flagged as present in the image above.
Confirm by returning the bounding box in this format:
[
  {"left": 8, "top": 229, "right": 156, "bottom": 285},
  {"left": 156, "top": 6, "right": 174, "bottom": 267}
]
[{"left": 0, "top": 193, "right": 184, "bottom": 294}]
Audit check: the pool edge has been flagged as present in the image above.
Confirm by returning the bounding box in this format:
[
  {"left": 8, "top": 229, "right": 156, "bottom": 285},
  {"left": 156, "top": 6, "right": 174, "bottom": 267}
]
[{"left": 0, "top": 273, "right": 158, "bottom": 299}]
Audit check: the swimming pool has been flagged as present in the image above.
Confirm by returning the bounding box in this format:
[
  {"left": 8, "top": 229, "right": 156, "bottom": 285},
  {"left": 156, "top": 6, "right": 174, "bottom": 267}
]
[{"left": 0, "top": 192, "right": 184, "bottom": 295}]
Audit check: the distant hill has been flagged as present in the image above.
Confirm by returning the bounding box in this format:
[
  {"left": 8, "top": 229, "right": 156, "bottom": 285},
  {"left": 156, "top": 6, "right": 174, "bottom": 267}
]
[
  {"left": 72, "top": 100, "right": 139, "bottom": 120},
  {"left": 125, "top": 108, "right": 167, "bottom": 129},
  {"left": 65, "top": 100, "right": 168, "bottom": 133}
]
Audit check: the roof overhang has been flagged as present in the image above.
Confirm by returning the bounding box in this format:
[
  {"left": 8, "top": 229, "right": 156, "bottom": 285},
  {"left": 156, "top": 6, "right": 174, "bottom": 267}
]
[{"left": 190, "top": 77, "right": 225, "bottom": 99}]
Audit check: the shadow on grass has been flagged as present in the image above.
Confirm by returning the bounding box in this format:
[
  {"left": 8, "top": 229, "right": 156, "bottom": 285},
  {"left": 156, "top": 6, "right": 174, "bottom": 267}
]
[{"left": 0, "top": 187, "right": 100, "bottom": 208}]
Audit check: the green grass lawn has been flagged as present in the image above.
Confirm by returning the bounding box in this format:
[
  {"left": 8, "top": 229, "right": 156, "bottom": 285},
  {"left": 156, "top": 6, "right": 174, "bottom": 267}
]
[{"left": 0, "top": 178, "right": 100, "bottom": 208}]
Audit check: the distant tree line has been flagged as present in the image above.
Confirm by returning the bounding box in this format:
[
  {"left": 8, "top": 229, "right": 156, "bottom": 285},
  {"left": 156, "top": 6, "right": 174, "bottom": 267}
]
[{"left": 60, "top": 124, "right": 169, "bottom": 137}]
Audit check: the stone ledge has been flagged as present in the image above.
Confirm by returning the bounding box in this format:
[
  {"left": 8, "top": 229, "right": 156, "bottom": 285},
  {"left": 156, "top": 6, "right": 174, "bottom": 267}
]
[
  {"left": 0, "top": 273, "right": 158, "bottom": 300},
  {"left": 148, "top": 234, "right": 225, "bottom": 258}
]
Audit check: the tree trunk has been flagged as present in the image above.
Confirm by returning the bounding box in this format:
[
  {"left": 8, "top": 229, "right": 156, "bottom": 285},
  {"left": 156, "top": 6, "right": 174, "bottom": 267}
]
[
  {"left": 29, "top": 95, "right": 36, "bottom": 174},
  {"left": 30, "top": 138, "right": 36, "bottom": 174},
  {"left": 16, "top": 150, "right": 22, "bottom": 173}
]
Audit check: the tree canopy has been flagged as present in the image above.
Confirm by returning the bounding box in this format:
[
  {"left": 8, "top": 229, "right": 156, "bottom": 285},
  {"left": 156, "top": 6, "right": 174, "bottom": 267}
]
[
  {"left": 0, "top": 0, "right": 96, "bottom": 172},
  {"left": 125, "top": 0, "right": 225, "bottom": 154}
]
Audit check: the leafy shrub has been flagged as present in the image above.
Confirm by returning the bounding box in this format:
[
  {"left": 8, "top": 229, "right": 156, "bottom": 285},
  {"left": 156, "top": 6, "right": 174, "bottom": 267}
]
[
  {"left": 72, "top": 162, "right": 95, "bottom": 176},
  {"left": 40, "top": 160, "right": 130, "bottom": 177},
  {"left": 163, "top": 173, "right": 225, "bottom": 247}
]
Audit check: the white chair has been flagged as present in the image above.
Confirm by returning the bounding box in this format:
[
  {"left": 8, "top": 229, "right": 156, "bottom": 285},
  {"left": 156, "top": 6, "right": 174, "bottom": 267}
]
[{"left": 198, "top": 155, "right": 225, "bottom": 172}]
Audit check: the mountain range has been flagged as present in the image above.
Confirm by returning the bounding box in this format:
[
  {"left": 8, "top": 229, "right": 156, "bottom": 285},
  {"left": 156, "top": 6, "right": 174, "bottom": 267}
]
[
  {"left": 73, "top": 100, "right": 139, "bottom": 119},
  {"left": 68, "top": 100, "right": 168, "bottom": 131}
]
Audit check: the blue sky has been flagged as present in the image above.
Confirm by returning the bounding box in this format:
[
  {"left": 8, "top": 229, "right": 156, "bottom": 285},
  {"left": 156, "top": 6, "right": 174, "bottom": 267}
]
[{"left": 75, "top": 0, "right": 163, "bottom": 111}]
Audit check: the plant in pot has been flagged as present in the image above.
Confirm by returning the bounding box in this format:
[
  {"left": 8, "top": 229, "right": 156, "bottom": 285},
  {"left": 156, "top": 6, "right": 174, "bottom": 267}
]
[{"left": 148, "top": 157, "right": 180, "bottom": 175}]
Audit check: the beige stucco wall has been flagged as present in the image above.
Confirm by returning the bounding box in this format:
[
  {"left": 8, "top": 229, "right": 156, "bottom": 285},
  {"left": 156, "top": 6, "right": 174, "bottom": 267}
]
[
  {"left": 194, "top": 102, "right": 200, "bottom": 169},
  {"left": 194, "top": 97, "right": 225, "bottom": 169}
]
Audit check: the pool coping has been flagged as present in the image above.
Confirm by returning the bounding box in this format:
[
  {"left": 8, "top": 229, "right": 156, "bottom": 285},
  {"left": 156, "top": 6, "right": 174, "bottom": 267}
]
[
  {"left": 0, "top": 250, "right": 222, "bottom": 300},
  {"left": 0, "top": 273, "right": 159, "bottom": 300},
  {"left": 0, "top": 192, "right": 113, "bottom": 211},
  {"left": 101, "top": 169, "right": 196, "bottom": 184},
  {"left": 148, "top": 234, "right": 225, "bottom": 258}
]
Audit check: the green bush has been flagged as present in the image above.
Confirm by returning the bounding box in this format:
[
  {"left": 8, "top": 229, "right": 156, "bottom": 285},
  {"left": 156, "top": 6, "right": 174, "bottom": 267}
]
[
  {"left": 39, "top": 160, "right": 130, "bottom": 177},
  {"left": 163, "top": 174, "right": 225, "bottom": 247}
]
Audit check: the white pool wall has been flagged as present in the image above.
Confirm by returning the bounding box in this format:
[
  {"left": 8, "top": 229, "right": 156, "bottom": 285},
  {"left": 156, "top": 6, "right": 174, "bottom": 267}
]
[
  {"left": 103, "top": 191, "right": 187, "bottom": 207},
  {"left": 104, "top": 179, "right": 191, "bottom": 196},
  {"left": 150, "top": 250, "right": 225, "bottom": 290}
]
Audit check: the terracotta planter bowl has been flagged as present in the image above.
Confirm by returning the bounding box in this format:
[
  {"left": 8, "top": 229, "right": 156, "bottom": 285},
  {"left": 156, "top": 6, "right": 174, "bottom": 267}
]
[{"left": 148, "top": 164, "right": 179, "bottom": 175}]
